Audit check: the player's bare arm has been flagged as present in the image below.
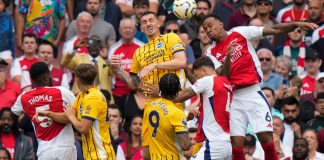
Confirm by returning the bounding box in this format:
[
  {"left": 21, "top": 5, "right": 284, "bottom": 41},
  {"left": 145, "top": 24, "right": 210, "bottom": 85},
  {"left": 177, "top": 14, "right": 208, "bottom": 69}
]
[
  {"left": 139, "top": 51, "right": 187, "bottom": 78},
  {"left": 176, "top": 87, "right": 197, "bottom": 103},
  {"left": 219, "top": 42, "right": 235, "bottom": 79},
  {"left": 64, "top": 104, "right": 93, "bottom": 134},
  {"left": 263, "top": 21, "right": 319, "bottom": 36},
  {"left": 115, "top": 66, "right": 140, "bottom": 90},
  {"left": 176, "top": 133, "right": 192, "bottom": 151},
  {"left": 142, "top": 146, "right": 151, "bottom": 160},
  {"left": 33, "top": 111, "right": 70, "bottom": 124},
  {"left": 184, "top": 67, "right": 197, "bottom": 84}
]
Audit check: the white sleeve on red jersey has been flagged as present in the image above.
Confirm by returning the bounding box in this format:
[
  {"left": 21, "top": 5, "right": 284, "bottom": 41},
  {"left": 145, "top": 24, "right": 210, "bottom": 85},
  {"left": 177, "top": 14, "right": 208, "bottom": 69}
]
[
  {"left": 191, "top": 76, "right": 213, "bottom": 94},
  {"left": 10, "top": 58, "right": 22, "bottom": 79},
  {"left": 60, "top": 73, "right": 70, "bottom": 90},
  {"left": 57, "top": 87, "right": 76, "bottom": 105},
  {"left": 311, "top": 26, "right": 323, "bottom": 44},
  {"left": 205, "top": 43, "right": 222, "bottom": 69},
  {"left": 232, "top": 26, "right": 264, "bottom": 41},
  {"left": 11, "top": 93, "right": 24, "bottom": 116}
]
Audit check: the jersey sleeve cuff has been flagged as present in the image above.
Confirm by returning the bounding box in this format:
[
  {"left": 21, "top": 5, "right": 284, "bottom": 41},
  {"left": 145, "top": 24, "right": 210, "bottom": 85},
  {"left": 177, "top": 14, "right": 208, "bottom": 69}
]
[
  {"left": 172, "top": 49, "right": 185, "bottom": 55},
  {"left": 82, "top": 116, "right": 96, "bottom": 121}
]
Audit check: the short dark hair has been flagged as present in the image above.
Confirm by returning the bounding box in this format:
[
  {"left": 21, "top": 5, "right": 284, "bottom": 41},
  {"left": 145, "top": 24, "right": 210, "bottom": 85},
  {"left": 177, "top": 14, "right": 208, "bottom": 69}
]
[
  {"left": 282, "top": 96, "right": 299, "bottom": 107},
  {"left": 74, "top": 63, "right": 97, "bottom": 85},
  {"left": 29, "top": 62, "right": 51, "bottom": 85},
  {"left": 261, "top": 87, "right": 275, "bottom": 97},
  {"left": 192, "top": 56, "right": 215, "bottom": 70},
  {"left": 133, "top": 0, "right": 149, "bottom": 8},
  {"left": 108, "top": 103, "right": 122, "bottom": 116},
  {"left": 159, "top": 73, "right": 182, "bottom": 99},
  {"left": 317, "top": 92, "right": 324, "bottom": 101},
  {"left": 201, "top": 14, "right": 223, "bottom": 24},
  {"left": 164, "top": 20, "right": 180, "bottom": 32},
  {"left": 196, "top": 0, "right": 211, "bottom": 9},
  {"left": 0, "top": 146, "right": 11, "bottom": 160},
  {"left": 22, "top": 33, "right": 38, "bottom": 43},
  {"left": 140, "top": 11, "right": 158, "bottom": 21},
  {"left": 188, "top": 127, "right": 198, "bottom": 133},
  {"left": 244, "top": 134, "right": 256, "bottom": 147},
  {"left": 38, "top": 40, "right": 54, "bottom": 54}
]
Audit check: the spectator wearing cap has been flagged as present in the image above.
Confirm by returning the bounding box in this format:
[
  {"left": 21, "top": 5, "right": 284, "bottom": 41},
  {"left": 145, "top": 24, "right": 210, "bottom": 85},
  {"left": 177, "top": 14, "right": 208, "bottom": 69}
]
[
  {"left": 227, "top": 0, "right": 257, "bottom": 30},
  {"left": 61, "top": 35, "right": 114, "bottom": 97},
  {"left": 272, "top": 113, "right": 293, "bottom": 159},
  {"left": 299, "top": 48, "right": 322, "bottom": 95},
  {"left": 0, "top": 59, "right": 21, "bottom": 110},
  {"left": 307, "top": 92, "right": 324, "bottom": 132},
  {"left": 310, "top": 38, "right": 324, "bottom": 72}
]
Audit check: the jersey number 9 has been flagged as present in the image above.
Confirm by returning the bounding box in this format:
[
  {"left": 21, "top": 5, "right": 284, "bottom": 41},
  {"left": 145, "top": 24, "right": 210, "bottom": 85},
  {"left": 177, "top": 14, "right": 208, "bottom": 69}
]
[{"left": 149, "top": 110, "right": 160, "bottom": 137}]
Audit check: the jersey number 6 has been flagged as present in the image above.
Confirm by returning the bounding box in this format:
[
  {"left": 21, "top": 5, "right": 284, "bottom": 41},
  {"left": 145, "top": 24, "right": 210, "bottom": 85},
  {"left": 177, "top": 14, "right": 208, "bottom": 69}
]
[{"left": 149, "top": 110, "right": 160, "bottom": 137}]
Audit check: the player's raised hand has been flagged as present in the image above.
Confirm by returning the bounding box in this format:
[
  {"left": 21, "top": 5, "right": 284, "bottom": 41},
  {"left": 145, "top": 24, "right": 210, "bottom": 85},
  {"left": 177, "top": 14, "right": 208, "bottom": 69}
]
[
  {"left": 142, "top": 81, "right": 160, "bottom": 98},
  {"left": 187, "top": 109, "right": 199, "bottom": 121},
  {"left": 226, "top": 41, "right": 236, "bottom": 56},
  {"left": 294, "top": 22, "right": 319, "bottom": 30}
]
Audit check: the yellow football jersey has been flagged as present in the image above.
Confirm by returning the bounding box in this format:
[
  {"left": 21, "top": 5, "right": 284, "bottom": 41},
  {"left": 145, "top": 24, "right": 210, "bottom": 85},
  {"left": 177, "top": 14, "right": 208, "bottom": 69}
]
[
  {"left": 130, "top": 32, "right": 186, "bottom": 88},
  {"left": 73, "top": 87, "right": 115, "bottom": 160},
  {"left": 143, "top": 98, "right": 188, "bottom": 159}
]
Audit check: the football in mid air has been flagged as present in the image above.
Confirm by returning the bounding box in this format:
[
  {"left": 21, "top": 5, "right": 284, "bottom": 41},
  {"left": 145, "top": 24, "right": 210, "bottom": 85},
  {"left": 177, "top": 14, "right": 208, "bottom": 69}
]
[{"left": 173, "top": 0, "right": 197, "bottom": 19}]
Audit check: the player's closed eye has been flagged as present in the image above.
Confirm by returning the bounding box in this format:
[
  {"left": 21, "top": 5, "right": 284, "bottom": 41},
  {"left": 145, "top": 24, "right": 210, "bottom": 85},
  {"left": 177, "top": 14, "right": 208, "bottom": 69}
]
[{"left": 259, "top": 58, "right": 271, "bottom": 62}]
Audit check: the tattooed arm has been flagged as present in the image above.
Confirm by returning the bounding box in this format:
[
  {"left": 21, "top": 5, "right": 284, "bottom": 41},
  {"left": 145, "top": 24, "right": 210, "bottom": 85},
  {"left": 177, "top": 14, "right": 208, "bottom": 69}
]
[
  {"left": 176, "top": 132, "right": 192, "bottom": 151},
  {"left": 115, "top": 66, "right": 140, "bottom": 90},
  {"left": 263, "top": 21, "right": 318, "bottom": 36},
  {"left": 176, "top": 87, "right": 197, "bottom": 103}
]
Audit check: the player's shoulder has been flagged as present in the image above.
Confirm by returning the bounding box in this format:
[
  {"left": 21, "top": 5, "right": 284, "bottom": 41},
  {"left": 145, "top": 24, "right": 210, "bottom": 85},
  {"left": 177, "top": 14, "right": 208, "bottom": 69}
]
[{"left": 162, "top": 32, "right": 180, "bottom": 41}]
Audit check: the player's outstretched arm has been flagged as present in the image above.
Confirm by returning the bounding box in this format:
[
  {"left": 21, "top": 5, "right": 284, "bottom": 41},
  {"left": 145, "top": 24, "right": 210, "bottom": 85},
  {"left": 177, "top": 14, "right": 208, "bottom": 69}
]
[
  {"left": 176, "top": 87, "right": 197, "bottom": 103},
  {"left": 184, "top": 67, "right": 197, "bottom": 84},
  {"left": 219, "top": 42, "right": 235, "bottom": 79},
  {"left": 115, "top": 66, "right": 140, "bottom": 90},
  {"left": 176, "top": 133, "right": 192, "bottom": 151},
  {"left": 263, "top": 21, "right": 319, "bottom": 36}
]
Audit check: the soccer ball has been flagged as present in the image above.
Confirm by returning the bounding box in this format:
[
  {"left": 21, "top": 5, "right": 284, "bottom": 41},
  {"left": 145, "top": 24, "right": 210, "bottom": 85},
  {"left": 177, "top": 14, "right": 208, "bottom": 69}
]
[{"left": 173, "top": 0, "right": 197, "bottom": 19}]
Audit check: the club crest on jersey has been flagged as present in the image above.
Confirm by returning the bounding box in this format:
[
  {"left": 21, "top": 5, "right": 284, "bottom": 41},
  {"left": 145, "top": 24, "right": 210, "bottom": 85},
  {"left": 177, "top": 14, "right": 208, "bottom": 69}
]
[
  {"left": 156, "top": 42, "right": 163, "bottom": 49},
  {"left": 216, "top": 53, "right": 222, "bottom": 59}
]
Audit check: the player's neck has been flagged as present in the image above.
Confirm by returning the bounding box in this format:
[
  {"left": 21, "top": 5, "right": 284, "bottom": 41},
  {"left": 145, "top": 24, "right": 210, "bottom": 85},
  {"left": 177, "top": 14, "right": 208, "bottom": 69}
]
[
  {"left": 80, "top": 85, "right": 96, "bottom": 93},
  {"left": 147, "top": 33, "right": 161, "bottom": 41},
  {"left": 215, "top": 31, "right": 228, "bottom": 43}
]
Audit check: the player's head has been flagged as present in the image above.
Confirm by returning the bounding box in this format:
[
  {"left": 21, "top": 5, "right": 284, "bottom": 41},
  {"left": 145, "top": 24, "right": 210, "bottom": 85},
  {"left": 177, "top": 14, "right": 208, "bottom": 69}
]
[
  {"left": 74, "top": 63, "right": 97, "bottom": 90},
  {"left": 293, "top": 138, "right": 309, "bottom": 159},
  {"left": 159, "top": 73, "right": 182, "bottom": 100},
  {"left": 192, "top": 56, "right": 215, "bottom": 79},
  {"left": 37, "top": 40, "right": 54, "bottom": 66},
  {"left": 30, "top": 62, "right": 52, "bottom": 87},
  {"left": 140, "top": 11, "right": 161, "bottom": 38},
  {"left": 188, "top": 128, "right": 197, "bottom": 145},
  {"left": 202, "top": 14, "right": 224, "bottom": 42},
  {"left": 0, "top": 107, "right": 19, "bottom": 136}
]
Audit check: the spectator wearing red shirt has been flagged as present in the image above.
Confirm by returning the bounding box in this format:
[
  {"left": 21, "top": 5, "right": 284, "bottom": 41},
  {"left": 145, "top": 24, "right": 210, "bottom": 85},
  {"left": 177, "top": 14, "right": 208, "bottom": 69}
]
[
  {"left": 227, "top": 0, "right": 257, "bottom": 30},
  {"left": 0, "top": 58, "right": 21, "bottom": 110}
]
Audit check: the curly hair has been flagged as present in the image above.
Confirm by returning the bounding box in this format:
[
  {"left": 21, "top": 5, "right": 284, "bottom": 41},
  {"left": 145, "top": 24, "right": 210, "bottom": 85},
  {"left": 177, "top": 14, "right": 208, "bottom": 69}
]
[{"left": 159, "top": 73, "right": 181, "bottom": 99}]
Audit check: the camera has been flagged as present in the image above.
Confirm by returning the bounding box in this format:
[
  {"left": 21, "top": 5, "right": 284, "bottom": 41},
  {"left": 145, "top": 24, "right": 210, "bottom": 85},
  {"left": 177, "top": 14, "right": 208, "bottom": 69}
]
[{"left": 86, "top": 38, "right": 101, "bottom": 47}]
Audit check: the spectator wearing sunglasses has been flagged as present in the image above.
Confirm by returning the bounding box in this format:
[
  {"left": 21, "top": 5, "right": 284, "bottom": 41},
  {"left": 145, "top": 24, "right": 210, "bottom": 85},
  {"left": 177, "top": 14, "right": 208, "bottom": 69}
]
[
  {"left": 276, "top": 28, "right": 306, "bottom": 76},
  {"left": 163, "top": 21, "right": 195, "bottom": 66},
  {"left": 258, "top": 48, "right": 284, "bottom": 91}
]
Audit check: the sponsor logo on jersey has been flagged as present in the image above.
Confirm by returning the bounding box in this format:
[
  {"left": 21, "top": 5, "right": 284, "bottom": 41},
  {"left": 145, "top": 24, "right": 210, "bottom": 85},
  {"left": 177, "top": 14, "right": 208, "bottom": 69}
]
[
  {"left": 266, "top": 123, "right": 272, "bottom": 128},
  {"left": 156, "top": 42, "right": 163, "bottom": 49}
]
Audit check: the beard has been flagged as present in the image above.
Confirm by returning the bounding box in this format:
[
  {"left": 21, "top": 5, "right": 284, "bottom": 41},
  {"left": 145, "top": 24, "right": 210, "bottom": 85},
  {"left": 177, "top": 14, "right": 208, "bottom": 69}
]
[
  {"left": 285, "top": 117, "right": 296, "bottom": 124},
  {"left": 1, "top": 125, "right": 12, "bottom": 134},
  {"left": 294, "top": 0, "right": 305, "bottom": 6}
]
